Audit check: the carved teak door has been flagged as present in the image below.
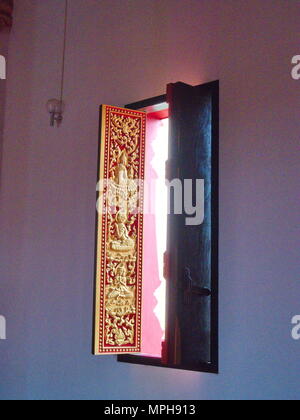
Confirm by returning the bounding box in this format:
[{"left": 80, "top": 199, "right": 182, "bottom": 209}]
[
  {"left": 94, "top": 106, "right": 146, "bottom": 354},
  {"left": 165, "top": 82, "right": 218, "bottom": 371}
]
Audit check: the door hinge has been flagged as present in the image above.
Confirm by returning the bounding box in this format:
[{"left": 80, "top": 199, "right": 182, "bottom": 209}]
[
  {"left": 163, "top": 252, "right": 170, "bottom": 280},
  {"left": 165, "top": 159, "right": 171, "bottom": 181},
  {"left": 165, "top": 158, "right": 180, "bottom": 181}
]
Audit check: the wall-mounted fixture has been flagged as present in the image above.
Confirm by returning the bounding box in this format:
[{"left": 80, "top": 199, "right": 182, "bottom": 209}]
[
  {"left": 47, "top": 0, "right": 68, "bottom": 127},
  {"left": 46, "top": 99, "right": 65, "bottom": 127}
]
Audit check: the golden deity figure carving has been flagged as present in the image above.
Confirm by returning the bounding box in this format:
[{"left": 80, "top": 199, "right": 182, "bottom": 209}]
[
  {"left": 105, "top": 263, "right": 136, "bottom": 347},
  {"left": 114, "top": 150, "right": 129, "bottom": 186},
  {"left": 110, "top": 210, "right": 135, "bottom": 254},
  {"left": 105, "top": 142, "right": 139, "bottom": 346},
  {"left": 106, "top": 263, "right": 135, "bottom": 310},
  {"left": 107, "top": 150, "right": 139, "bottom": 214},
  {"left": 107, "top": 150, "right": 138, "bottom": 260}
]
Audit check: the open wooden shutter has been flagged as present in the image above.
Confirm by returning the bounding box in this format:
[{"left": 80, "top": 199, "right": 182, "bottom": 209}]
[
  {"left": 94, "top": 105, "right": 146, "bottom": 355},
  {"left": 165, "top": 82, "right": 219, "bottom": 371}
]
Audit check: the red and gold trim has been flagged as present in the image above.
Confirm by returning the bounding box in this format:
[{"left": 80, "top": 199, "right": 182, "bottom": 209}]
[{"left": 94, "top": 105, "right": 146, "bottom": 354}]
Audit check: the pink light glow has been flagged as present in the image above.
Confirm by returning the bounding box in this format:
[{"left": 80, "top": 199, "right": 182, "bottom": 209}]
[{"left": 141, "top": 116, "right": 169, "bottom": 357}]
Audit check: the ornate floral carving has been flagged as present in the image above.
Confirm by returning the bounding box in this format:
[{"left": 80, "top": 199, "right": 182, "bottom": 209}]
[{"left": 94, "top": 106, "right": 146, "bottom": 354}]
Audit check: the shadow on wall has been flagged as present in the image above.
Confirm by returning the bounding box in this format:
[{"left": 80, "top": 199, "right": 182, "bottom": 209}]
[
  {"left": 0, "top": 0, "right": 13, "bottom": 183},
  {"left": 0, "top": 36, "right": 8, "bottom": 178},
  {"left": 0, "top": 0, "right": 14, "bottom": 30},
  {"left": 0, "top": 0, "right": 37, "bottom": 398}
]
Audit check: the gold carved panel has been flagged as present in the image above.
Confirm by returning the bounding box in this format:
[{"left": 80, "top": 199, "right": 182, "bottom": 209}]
[{"left": 94, "top": 105, "right": 146, "bottom": 354}]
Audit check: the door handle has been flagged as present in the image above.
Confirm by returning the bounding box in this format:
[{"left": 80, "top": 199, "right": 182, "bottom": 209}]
[{"left": 184, "top": 267, "right": 211, "bottom": 304}]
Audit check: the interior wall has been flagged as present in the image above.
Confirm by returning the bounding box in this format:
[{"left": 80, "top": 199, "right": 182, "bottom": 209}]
[
  {"left": 0, "top": 0, "right": 299, "bottom": 400},
  {"left": 0, "top": 30, "right": 9, "bottom": 179}
]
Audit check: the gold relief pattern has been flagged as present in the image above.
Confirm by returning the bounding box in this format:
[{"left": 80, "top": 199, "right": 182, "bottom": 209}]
[{"left": 94, "top": 105, "right": 146, "bottom": 354}]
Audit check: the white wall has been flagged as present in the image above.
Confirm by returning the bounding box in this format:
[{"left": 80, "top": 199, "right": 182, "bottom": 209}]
[{"left": 0, "top": 0, "right": 299, "bottom": 400}]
